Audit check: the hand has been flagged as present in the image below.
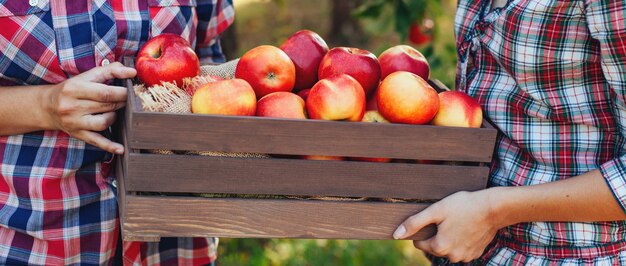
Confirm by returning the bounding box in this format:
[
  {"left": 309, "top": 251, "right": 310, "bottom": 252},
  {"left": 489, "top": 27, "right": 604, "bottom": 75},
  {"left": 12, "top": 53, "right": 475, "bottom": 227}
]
[
  {"left": 43, "top": 62, "right": 136, "bottom": 154},
  {"left": 393, "top": 189, "right": 503, "bottom": 263}
]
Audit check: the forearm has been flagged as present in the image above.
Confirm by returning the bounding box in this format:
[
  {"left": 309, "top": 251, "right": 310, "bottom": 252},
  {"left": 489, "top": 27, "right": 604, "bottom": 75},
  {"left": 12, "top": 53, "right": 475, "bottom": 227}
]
[
  {"left": 491, "top": 169, "right": 626, "bottom": 228},
  {"left": 0, "top": 85, "right": 54, "bottom": 135}
]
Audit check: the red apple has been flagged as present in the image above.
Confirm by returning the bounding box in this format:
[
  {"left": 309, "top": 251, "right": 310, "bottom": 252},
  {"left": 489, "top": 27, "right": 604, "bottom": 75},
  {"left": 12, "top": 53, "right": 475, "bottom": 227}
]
[
  {"left": 280, "top": 30, "right": 329, "bottom": 92},
  {"left": 297, "top": 88, "right": 311, "bottom": 101},
  {"left": 318, "top": 47, "right": 381, "bottom": 97},
  {"left": 431, "top": 91, "right": 483, "bottom": 128},
  {"left": 136, "top": 33, "right": 200, "bottom": 87},
  {"left": 301, "top": 155, "right": 345, "bottom": 161},
  {"left": 351, "top": 110, "right": 392, "bottom": 163},
  {"left": 366, "top": 92, "right": 379, "bottom": 111},
  {"left": 306, "top": 74, "right": 366, "bottom": 121},
  {"left": 352, "top": 157, "right": 392, "bottom": 163},
  {"left": 378, "top": 45, "right": 430, "bottom": 80},
  {"left": 256, "top": 92, "right": 307, "bottom": 119},
  {"left": 235, "top": 45, "right": 296, "bottom": 98},
  {"left": 376, "top": 71, "right": 439, "bottom": 124},
  {"left": 409, "top": 22, "right": 432, "bottom": 46},
  {"left": 191, "top": 79, "right": 257, "bottom": 116}
]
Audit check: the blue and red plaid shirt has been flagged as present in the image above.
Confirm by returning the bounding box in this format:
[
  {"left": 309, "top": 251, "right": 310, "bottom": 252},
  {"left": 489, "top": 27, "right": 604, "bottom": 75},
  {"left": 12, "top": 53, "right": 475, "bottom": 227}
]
[
  {"left": 432, "top": 0, "right": 626, "bottom": 265},
  {"left": 0, "top": 0, "right": 233, "bottom": 265}
]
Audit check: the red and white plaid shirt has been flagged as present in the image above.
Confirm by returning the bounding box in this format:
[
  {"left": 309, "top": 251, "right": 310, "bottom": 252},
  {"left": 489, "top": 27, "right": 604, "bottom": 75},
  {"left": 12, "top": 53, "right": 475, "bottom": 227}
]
[
  {"left": 430, "top": 0, "right": 626, "bottom": 265},
  {"left": 0, "top": 0, "right": 233, "bottom": 265}
]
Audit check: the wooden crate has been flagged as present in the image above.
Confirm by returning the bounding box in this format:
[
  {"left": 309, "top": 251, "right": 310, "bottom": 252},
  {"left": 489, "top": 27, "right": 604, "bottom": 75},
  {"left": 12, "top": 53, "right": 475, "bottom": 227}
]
[{"left": 117, "top": 76, "right": 498, "bottom": 242}]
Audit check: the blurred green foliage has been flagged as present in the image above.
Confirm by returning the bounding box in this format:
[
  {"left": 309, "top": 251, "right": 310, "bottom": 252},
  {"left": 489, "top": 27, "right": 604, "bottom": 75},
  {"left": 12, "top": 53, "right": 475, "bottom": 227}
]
[
  {"left": 354, "top": 0, "right": 437, "bottom": 42},
  {"left": 218, "top": 238, "right": 431, "bottom": 266}
]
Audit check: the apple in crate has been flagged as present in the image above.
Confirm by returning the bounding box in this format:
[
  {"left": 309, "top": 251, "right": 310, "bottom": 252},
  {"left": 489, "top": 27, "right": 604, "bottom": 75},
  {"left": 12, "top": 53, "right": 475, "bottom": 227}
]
[
  {"left": 280, "top": 30, "right": 329, "bottom": 92},
  {"left": 366, "top": 93, "right": 379, "bottom": 111},
  {"left": 301, "top": 155, "right": 345, "bottom": 161},
  {"left": 431, "top": 91, "right": 483, "bottom": 128},
  {"left": 318, "top": 47, "right": 381, "bottom": 97},
  {"left": 361, "top": 110, "right": 389, "bottom": 123},
  {"left": 235, "top": 45, "right": 296, "bottom": 98},
  {"left": 376, "top": 71, "right": 439, "bottom": 124},
  {"left": 136, "top": 33, "right": 200, "bottom": 87},
  {"left": 191, "top": 79, "right": 257, "bottom": 116},
  {"left": 256, "top": 92, "right": 307, "bottom": 119},
  {"left": 378, "top": 45, "right": 430, "bottom": 80},
  {"left": 297, "top": 88, "right": 311, "bottom": 101},
  {"left": 306, "top": 74, "right": 366, "bottom": 122}
]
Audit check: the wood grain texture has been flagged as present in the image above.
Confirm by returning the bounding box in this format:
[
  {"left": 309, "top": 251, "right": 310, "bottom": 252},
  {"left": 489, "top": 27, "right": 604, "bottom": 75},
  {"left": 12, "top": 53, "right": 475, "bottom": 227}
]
[
  {"left": 123, "top": 195, "right": 436, "bottom": 241},
  {"left": 128, "top": 111, "right": 496, "bottom": 162},
  {"left": 115, "top": 155, "right": 127, "bottom": 230},
  {"left": 126, "top": 153, "right": 489, "bottom": 199}
]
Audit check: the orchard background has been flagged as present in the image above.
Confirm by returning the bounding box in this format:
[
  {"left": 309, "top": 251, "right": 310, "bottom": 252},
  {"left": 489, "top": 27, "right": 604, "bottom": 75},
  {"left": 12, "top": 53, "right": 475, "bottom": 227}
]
[{"left": 218, "top": 0, "right": 457, "bottom": 265}]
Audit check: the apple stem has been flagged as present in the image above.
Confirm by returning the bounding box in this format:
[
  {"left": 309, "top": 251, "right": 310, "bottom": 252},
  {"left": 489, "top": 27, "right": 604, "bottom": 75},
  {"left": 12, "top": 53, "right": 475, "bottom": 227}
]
[{"left": 152, "top": 48, "right": 162, "bottom": 59}]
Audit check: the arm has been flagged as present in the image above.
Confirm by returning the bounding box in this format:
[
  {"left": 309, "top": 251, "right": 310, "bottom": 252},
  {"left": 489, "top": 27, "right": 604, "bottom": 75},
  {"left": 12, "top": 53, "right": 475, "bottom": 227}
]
[
  {"left": 0, "top": 62, "right": 136, "bottom": 154},
  {"left": 494, "top": 170, "right": 626, "bottom": 224},
  {"left": 393, "top": 171, "right": 626, "bottom": 263},
  {"left": 0, "top": 84, "right": 55, "bottom": 135}
]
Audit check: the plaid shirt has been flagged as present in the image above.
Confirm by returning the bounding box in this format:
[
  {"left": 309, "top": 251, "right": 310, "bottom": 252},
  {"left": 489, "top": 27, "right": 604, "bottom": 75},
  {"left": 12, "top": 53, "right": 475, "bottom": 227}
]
[
  {"left": 432, "top": 0, "right": 626, "bottom": 265},
  {"left": 0, "top": 0, "right": 233, "bottom": 265}
]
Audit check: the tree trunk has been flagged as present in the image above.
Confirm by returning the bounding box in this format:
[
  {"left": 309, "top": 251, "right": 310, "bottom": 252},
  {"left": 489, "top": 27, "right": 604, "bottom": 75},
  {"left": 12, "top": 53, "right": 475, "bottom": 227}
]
[{"left": 329, "top": 0, "right": 365, "bottom": 46}]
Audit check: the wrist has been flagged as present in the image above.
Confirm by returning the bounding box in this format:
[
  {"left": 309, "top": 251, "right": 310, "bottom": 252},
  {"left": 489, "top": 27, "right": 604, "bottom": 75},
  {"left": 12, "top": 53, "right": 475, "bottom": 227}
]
[
  {"left": 36, "top": 84, "right": 57, "bottom": 130},
  {"left": 485, "top": 186, "right": 518, "bottom": 229}
]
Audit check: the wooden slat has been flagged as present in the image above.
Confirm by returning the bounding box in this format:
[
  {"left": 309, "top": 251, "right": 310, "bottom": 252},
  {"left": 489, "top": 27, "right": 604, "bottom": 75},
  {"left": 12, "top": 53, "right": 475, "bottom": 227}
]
[
  {"left": 123, "top": 195, "right": 436, "bottom": 241},
  {"left": 126, "top": 153, "right": 489, "bottom": 199},
  {"left": 115, "top": 155, "right": 126, "bottom": 231},
  {"left": 128, "top": 111, "right": 496, "bottom": 162}
]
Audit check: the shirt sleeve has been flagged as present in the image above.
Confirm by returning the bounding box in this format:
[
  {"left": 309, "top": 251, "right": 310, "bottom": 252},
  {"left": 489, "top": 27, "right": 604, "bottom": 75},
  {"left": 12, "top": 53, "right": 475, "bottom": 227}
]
[
  {"left": 584, "top": 0, "right": 626, "bottom": 211},
  {"left": 195, "top": 0, "right": 235, "bottom": 63}
]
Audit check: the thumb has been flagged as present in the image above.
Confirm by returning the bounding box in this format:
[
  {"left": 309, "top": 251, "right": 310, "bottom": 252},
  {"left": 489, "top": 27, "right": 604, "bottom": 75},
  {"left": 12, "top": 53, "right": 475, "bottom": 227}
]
[
  {"left": 393, "top": 207, "right": 441, "bottom": 239},
  {"left": 79, "top": 62, "right": 137, "bottom": 83}
]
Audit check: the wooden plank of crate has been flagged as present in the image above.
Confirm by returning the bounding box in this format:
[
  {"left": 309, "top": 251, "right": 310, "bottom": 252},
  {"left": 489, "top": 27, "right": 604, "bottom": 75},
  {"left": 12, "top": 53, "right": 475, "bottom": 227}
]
[
  {"left": 115, "top": 155, "right": 127, "bottom": 235},
  {"left": 122, "top": 195, "right": 436, "bottom": 241},
  {"left": 128, "top": 111, "right": 497, "bottom": 162},
  {"left": 126, "top": 153, "right": 488, "bottom": 199}
]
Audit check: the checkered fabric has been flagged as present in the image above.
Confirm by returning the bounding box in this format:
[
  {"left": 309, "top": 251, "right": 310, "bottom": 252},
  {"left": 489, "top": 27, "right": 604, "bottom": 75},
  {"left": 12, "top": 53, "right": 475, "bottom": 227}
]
[
  {"left": 0, "top": 0, "right": 233, "bottom": 265},
  {"left": 430, "top": 0, "right": 626, "bottom": 265}
]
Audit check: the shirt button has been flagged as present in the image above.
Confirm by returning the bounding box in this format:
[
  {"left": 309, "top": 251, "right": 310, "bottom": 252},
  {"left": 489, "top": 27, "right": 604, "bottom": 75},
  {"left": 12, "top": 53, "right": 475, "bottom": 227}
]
[
  {"left": 29, "top": 0, "right": 38, "bottom": 6},
  {"left": 101, "top": 59, "right": 110, "bottom": 66}
]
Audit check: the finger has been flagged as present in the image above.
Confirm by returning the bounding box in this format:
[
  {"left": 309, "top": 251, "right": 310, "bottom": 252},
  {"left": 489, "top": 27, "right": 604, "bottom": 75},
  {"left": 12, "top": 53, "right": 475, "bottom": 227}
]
[
  {"left": 73, "top": 130, "right": 124, "bottom": 155},
  {"left": 79, "top": 112, "right": 117, "bottom": 132},
  {"left": 70, "top": 82, "right": 128, "bottom": 103},
  {"left": 79, "top": 62, "right": 137, "bottom": 83},
  {"left": 448, "top": 253, "right": 463, "bottom": 264},
  {"left": 413, "top": 239, "right": 434, "bottom": 255},
  {"left": 393, "top": 207, "right": 440, "bottom": 239},
  {"left": 414, "top": 237, "right": 449, "bottom": 258},
  {"left": 77, "top": 100, "right": 126, "bottom": 114}
]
